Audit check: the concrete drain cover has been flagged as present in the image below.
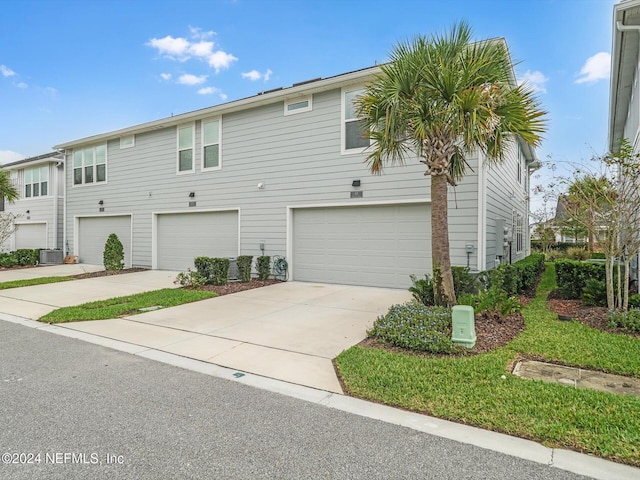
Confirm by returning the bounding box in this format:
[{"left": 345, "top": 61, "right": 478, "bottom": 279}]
[
  {"left": 512, "top": 360, "right": 640, "bottom": 397},
  {"left": 138, "top": 305, "right": 163, "bottom": 312}
]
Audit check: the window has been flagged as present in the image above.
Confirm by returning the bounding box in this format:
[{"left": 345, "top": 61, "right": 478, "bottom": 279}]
[
  {"left": 342, "top": 87, "right": 370, "bottom": 153},
  {"left": 516, "top": 213, "right": 524, "bottom": 253},
  {"left": 73, "top": 145, "right": 107, "bottom": 185},
  {"left": 177, "top": 124, "right": 194, "bottom": 173},
  {"left": 284, "top": 95, "right": 312, "bottom": 115},
  {"left": 202, "top": 118, "right": 221, "bottom": 170},
  {"left": 120, "top": 135, "right": 135, "bottom": 149},
  {"left": 24, "top": 165, "right": 49, "bottom": 198}
]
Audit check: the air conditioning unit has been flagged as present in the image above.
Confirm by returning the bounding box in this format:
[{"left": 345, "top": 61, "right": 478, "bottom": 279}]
[
  {"left": 228, "top": 257, "right": 239, "bottom": 281},
  {"left": 40, "top": 249, "right": 64, "bottom": 265}
]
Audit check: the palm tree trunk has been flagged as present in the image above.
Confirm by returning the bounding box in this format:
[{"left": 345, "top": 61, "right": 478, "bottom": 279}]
[{"left": 431, "top": 173, "right": 456, "bottom": 306}]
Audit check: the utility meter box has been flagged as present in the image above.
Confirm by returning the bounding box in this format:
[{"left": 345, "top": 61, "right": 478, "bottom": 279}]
[{"left": 451, "top": 305, "right": 476, "bottom": 348}]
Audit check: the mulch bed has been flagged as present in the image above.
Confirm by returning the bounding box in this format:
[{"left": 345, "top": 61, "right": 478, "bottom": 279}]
[
  {"left": 71, "top": 268, "right": 148, "bottom": 279},
  {"left": 195, "top": 279, "right": 282, "bottom": 295}
]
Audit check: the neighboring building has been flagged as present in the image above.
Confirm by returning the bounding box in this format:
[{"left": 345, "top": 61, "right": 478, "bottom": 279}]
[
  {"left": 55, "top": 62, "right": 538, "bottom": 289},
  {"left": 0, "top": 153, "right": 64, "bottom": 252}
]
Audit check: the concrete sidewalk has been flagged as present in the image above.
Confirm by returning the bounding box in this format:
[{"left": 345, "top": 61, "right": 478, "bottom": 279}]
[
  {"left": 58, "top": 282, "right": 412, "bottom": 392},
  {"left": 0, "top": 263, "right": 104, "bottom": 281}
]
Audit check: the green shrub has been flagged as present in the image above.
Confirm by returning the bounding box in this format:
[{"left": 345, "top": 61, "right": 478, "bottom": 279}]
[
  {"left": 581, "top": 278, "right": 607, "bottom": 307},
  {"left": 483, "top": 254, "right": 545, "bottom": 296},
  {"left": 174, "top": 269, "right": 205, "bottom": 288},
  {"left": 368, "top": 302, "right": 454, "bottom": 353},
  {"left": 531, "top": 240, "right": 587, "bottom": 253},
  {"left": 103, "top": 234, "right": 124, "bottom": 271},
  {"left": 210, "top": 258, "right": 230, "bottom": 285},
  {"left": 0, "top": 253, "right": 17, "bottom": 268},
  {"left": 409, "top": 274, "right": 435, "bottom": 306},
  {"left": 452, "top": 266, "right": 477, "bottom": 295},
  {"left": 457, "top": 286, "right": 521, "bottom": 317},
  {"left": 629, "top": 293, "right": 640, "bottom": 309},
  {"left": 14, "top": 248, "right": 40, "bottom": 266},
  {"left": 194, "top": 256, "right": 213, "bottom": 283},
  {"left": 566, "top": 247, "right": 589, "bottom": 261},
  {"left": 608, "top": 309, "right": 640, "bottom": 333},
  {"left": 237, "top": 255, "right": 253, "bottom": 283},
  {"left": 590, "top": 252, "right": 606, "bottom": 260},
  {"left": 256, "top": 256, "right": 271, "bottom": 281},
  {"left": 545, "top": 250, "right": 562, "bottom": 262},
  {"left": 554, "top": 259, "right": 605, "bottom": 300}
]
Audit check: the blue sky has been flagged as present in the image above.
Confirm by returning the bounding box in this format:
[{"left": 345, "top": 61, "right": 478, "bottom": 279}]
[{"left": 0, "top": 0, "right": 615, "bottom": 208}]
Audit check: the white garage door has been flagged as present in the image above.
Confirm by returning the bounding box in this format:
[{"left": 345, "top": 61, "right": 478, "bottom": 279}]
[
  {"left": 77, "top": 216, "right": 132, "bottom": 266},
  {"left": 156, "top": 211, "right": 238, "bottom": 271},
  {"left": 292, "top": 204, "right": 431, "bottom": 289},
  {"left": 15, "top": 223, "right": 47, "bottom": 249}
]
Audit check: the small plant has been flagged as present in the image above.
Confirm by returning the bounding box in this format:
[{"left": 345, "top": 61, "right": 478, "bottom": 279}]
[
  {"left": 629, "top": 293, "right": 640, "bottom": 309},
  {"left": 566, "top": 247, "right": 589, "bottom": 261},
  {"left": 103, "top": 233, "right": 124, "bottom": 271},
  {"left": 457, "top": 286, "right": 521, "bottom": 316},
  {"left": 237, "top": 255, "right": 253, "bottom": 283},
  {"left": 14, "top": 249, "right": 40, "bottom": 266},
  {"left": 174, "top": 269, "right": 205, "bottom": 288},
  {"left": 256, "top": 255, "right": 270, "bottom": 281},
  {"left": 608, "top": 309, "right": 640, "bottom": 333},
  {"left": 452, "top": 266, "right": 477, "bottom": 295},
  {"left": 210, "top": 257, "right": 230, "bottom": 285},
  {"left": 368, "top": 302, "right": 454, "bottom": 353},
  {"left": 408, "top": 274, "right": 435, "bottom": 306}
]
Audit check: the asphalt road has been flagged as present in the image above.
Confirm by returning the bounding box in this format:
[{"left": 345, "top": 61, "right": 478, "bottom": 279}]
[{"left": 0, "top": 320, "right": 593, "bottom": 480}]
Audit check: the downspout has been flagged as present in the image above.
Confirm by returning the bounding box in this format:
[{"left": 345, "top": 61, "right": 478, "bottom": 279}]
[{"left": 59, "top": 149, "right": 67, "bottom": 256}]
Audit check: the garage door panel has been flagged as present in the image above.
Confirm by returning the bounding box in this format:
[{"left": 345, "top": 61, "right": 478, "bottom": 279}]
[
  {"left": 78, "top": 216, "right": 131, "bottom": 267},
  {"left": 292, "top": 204, "right": 431, "bottom": 289},
  {"left": 156, "top": 211, "right": 238, "bottom": 271},
  {"left": 15, "top": 223, "right": 47, "bottom": 249}
]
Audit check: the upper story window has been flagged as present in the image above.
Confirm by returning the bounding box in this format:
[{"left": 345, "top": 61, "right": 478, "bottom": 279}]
[
  {"left": 24, "top": 165, "right": 49, "bottom": 198},
  {"left": 73, "top": 145, "right": 106, "bottom": 186},
  {"left": 342, "top": 87, "right": 370, "bottom": 154},
  {"left": 120, "top": 135, "right": 135, "bottom": 149},
  {"left": 202, "top": 118, "right": 221, "bottom": 171},
  {"left": 284, "top": 95, "right": 312, "bottom": 115},
  {"left": 177, "top": 123, "right": 195, "bottom": 173}
]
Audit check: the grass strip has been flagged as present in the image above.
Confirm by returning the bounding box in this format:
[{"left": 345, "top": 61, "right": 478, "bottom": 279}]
[
  {"left": 335, "top": 263, "right": 640, "bottom": 466},
  {"left": 39, "top": 288, "right": 217, "bottom": 323},
  {"left": 0, "top": 276, "right": 75, "bottom": 290}
]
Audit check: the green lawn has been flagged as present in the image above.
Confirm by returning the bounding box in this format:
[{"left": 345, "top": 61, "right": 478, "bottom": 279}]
[
  {"left": 335, "top": 263, "right": 640, "bottom": 466},
  {"left": 0, "top": 276, "right": 75, "bottom": 290},
  {"left": 39, "top": 288, "right": 217, "bottom": 323}
]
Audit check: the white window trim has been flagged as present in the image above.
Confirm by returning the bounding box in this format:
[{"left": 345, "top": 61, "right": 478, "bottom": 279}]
[
  {"left": 201, "top": 117, "right": 222, "bottom": 172},
  {"left": 341, "top": 86, "right": 370, "bottom": 155},
  {"left": 284, "top": 95, "right": 312, "bottom": 116},
  {"left": 24, "top": 165, "right": 50, "bottom": 199},
  {"left": 120, "top": 134, "right": 135, "bottom": 149},
  {"left": 72, "top": 145, "right": 107, "bottom": 187},
  {"left": 176, "top": 123, "right": 195, "bottom": 175}
]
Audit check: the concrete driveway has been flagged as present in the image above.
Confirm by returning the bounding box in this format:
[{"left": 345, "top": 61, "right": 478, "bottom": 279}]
[
  {"left": 0, "top": 266, "right": 411, "bottom": 393},
  {"left": 61, "top": 282, "right": 411, "bottom": 392}
]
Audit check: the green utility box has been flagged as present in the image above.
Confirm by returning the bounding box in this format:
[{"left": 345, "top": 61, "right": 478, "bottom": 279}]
[{"left": 451, "top": 305, "right": 476, "bottom": 348}]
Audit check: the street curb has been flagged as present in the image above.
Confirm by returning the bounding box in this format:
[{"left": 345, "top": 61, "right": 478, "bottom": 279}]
[{"left": 2, "top": 313, "right": 639, "bottom": 480}]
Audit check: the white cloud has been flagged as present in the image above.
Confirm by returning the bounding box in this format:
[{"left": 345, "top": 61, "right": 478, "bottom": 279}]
[
  {"left": 0, "top": 65, "right": 16, "bottom": 77},
  {"left": 160, "top": 73, "right": 172, "bottom": 80},
  {"left": 0, "top": 150, "right": 25, "bottom": 165},
  {"left": 242, "top": 68, "right": 273, "bottom": 82},
  {"left": 147, "top": 28, "right": 237, "bottom": 73},
  {"left": 519, "top": 70, "right": 549, "bottom": 94},
  {"left": 197, "top": 86, "right": 227, "bottom": 101},
  {"left": 207, "top": 50, "right": 238, "bottom": 72},
  {"left": 147, "top": 35, "right": 190, "bottom": 60},
  {"left": 16, "top": 82, "right": 27, "bottom": 89},
  {"left": 178, "top": 74, "right": 207, "bottom": 86},
  {"left": 575, "top": 52, "right": 611, "bottom": 84},
  {"left": 242, "top": 70, "right": 261, "bottom": 81}
]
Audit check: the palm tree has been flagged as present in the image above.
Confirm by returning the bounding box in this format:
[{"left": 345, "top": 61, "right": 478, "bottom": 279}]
[
  {"left": 355, "top": 22, "right": 547, "bottom": 306},
  {"left": 0, "top": 167, "right": 18, "bottom": 204}
]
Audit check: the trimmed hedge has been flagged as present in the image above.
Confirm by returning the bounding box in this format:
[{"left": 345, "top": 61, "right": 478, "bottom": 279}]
[
  {"left": 194, "top": 256, "right": 230, "bottom": 285},
  {"left": 490, "top": 254, "right": 545, "bottom": 296},
  {"left": 1, "top": 249, "right": 40, "bottom": 267},
  {"left": 237, "top": 255, "right": 253, "bottom": 283},
  {"left": 256, "top": 256, "right": 271, "bottom": 281},
  {"left": 554, "top": 259, "right": 606, "bottom": 300},
  {"left": 531, "top": 240, "right": 587, "bottom": 252}
]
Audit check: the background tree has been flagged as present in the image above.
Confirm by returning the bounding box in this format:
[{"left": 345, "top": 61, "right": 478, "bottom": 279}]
[{"left": 356, "top": 22, "right": 547, "bottom": 305}]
